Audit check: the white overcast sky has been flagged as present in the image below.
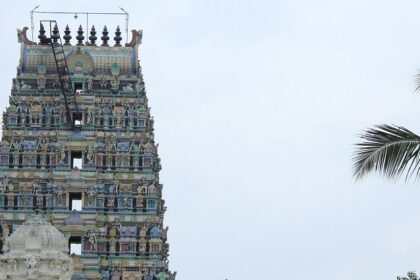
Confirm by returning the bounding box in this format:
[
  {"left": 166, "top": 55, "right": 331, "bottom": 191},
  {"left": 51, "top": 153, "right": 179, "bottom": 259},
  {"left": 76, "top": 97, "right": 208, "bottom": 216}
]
[{"left": 2, "top": 1, "right": 420, "bottom": 279}]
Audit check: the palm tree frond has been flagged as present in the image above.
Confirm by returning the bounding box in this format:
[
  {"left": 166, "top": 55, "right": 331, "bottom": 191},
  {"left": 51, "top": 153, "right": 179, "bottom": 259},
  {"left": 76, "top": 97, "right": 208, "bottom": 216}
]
[
  {"left": 353, "top": 124, "right": 420, "bottom": 181},
  {"left": 415, "top": 72, "right": 420, "bottom": 92}
]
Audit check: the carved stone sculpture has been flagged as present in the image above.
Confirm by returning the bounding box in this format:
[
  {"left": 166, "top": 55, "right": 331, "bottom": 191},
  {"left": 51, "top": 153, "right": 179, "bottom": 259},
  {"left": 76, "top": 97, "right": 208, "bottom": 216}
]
[
  {"left": 85, "top": 231, "right": 97, "bottom": 251},
  {"left": 86, "top": 186, "right": 97, "bottom": 206},
  {"left": 0, "top": 215, "right": 73, "bottom": 279},
  {"left": 85, "top": 144, "right": 95, "bottom": 164},
  {"left": 56, "top": 143, "right": 67, "bottom": 164},
  {"left": 122, "top": 83, "right": 134, "bottom": 91}
]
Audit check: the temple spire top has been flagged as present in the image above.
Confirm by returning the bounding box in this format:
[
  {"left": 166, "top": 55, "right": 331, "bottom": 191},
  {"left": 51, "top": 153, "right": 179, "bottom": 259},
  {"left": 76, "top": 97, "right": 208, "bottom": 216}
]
[
  {"left": 38, "top": 23, "right": 46, "bottom": 44},
  {"left": 101, "top": 25, "right": 109, "bottom": 46},
  {"left": 63, "top": 24, "right": 71, "bottom": 45},
  {"left": 51, "top": 23, "right": 59, "bottom": 43},
  {"left": 76, "top": 24, "right": 84, "bottom": 46},
  {"left": 89, "top": 25, "right": 97, "bottom": 45},
  {"left": 114, "top": 26, "right": 122, "bottom": 47}
]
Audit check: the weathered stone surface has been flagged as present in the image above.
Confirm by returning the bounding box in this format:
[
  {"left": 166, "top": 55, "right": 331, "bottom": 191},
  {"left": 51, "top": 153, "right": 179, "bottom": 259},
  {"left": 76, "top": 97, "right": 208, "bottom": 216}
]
[{"left": 0, "top": 215, "right": 73, "bottom": 279}]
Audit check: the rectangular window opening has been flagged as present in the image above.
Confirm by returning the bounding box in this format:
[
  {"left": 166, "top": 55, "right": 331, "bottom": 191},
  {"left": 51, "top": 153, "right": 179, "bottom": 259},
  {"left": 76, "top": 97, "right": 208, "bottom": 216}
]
[
  {"left": 73, "top": 112, "right": 83, "bottom": 127},
  {"left": 71, "top": 151, "right": 82, "bottom": 169},
  {"left": 69, "top": 236, "right": 81, "bottom": 255},
  {"left": 74, "top": 82, "right": 83, "bottom": 94},
  {"left": 69, "top": 193, "right": 82, "bottom": 211}
]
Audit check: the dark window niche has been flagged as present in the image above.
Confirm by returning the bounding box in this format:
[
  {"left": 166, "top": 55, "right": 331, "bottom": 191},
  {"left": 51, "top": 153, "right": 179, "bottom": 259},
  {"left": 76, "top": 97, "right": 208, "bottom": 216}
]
[
  {"left": 71, "top": 151, "right": 82, "bottom": 169},
  {"left": 69, "top": 236, "right": 81, "bottom": 255},
  {"left": 74, "top": 82, "right": 83, "bottom": 93},
  {"left": 69, "top": 192, "right": 82, "bottom": 211},
  {"left": 73, "top": 112, "right": 83, "bottom": 127}
]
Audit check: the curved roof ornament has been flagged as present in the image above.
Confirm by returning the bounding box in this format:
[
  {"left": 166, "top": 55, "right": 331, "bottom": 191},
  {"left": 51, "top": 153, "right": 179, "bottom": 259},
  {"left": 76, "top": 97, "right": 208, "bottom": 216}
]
[
  {"left": 125, "top": 29, "right": 142, "bottom": 48},
  {"left": 17, "top": 27, "right": 36, "bottom": 45}
]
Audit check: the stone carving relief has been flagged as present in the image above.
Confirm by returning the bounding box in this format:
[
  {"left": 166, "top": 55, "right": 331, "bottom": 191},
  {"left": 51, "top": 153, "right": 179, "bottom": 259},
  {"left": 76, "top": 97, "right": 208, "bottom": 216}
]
[
  {"left": 85, "top": 185, "right": 97, "bottom": 206},
  {"left": 85, "top": 231, "right": 97, "bottom": 251},
  {"left": 85, "top": 144, "right": 96, "bottom": 164},
  {"left": 0, "top": 216, "right": 73, "bottom": 280},
  {"left": 56, "top": 142, "right": 67, "bottom": 164},
  {"left": 122, "top": 83, "right": 134, "bottom": 92},
  {"left": 37, "top": 78, "right": 46, "bottom": 91}
]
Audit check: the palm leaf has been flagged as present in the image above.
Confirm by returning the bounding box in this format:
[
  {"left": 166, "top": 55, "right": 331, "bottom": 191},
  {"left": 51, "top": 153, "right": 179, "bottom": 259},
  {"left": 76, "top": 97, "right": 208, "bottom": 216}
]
[
  {"left": 415, "top": 72, "right": 420, "bottom": 92},
  {"left": 353, "top": 124, "right": 420, "bottom": 181}
]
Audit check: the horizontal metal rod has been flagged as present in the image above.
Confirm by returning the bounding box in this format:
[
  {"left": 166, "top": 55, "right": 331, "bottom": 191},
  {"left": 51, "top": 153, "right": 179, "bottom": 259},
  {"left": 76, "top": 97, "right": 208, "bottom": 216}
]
[{"left": 33, "top": 11, "right": 127, "bottom": 15}]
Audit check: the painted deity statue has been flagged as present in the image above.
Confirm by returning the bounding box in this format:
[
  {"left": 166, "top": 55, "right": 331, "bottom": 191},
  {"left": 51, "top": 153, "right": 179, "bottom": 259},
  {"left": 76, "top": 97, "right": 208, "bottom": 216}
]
[
  {"left": 85, "top": 144, "right": 95, "bottom": 164},
  {"left": 85, "top": 186, "right": 97, "bottom": 206},
  {"left": 85, "top": 231, "right": 97, "bottom": 251},
  {"left": 56, "top": 143, "right": 67, "bottom": 164}
]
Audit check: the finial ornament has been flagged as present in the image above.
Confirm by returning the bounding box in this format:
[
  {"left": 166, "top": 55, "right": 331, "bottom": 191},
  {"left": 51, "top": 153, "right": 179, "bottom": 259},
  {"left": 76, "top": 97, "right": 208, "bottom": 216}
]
[
  {"left": 76, "top": 25, "right": 84, "bottom": 46},
  {"left": 89, "top": 25, "right": 97, "bottom": 45},
  {"left": 63, "top": 25, "right": 72, "bottom": 45},
  {"left": 51, "top": 23, "right": 60, "bottom": 44},
  {"left": 38, "top": 23, "right": 46, "bottom": 44},
  {"left": 101, "top": 26, "right": 110, "bottom": 46},
  {"left": 114, "top": 26, "right": 122, "bottom": 47}
]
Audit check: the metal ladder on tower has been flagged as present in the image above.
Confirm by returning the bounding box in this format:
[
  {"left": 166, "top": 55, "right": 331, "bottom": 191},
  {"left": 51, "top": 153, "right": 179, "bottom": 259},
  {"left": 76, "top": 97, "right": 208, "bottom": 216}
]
[{"left": 39, "top": 20, "right": 79, "bottom": 129}]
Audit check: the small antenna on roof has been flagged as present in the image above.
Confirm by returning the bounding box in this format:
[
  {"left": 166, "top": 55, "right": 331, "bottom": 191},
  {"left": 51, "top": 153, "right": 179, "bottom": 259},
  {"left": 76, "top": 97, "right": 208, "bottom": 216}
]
[
  {"left": 119, "top": 7, "right": 129, "bottom": 44},
  {"left": 30, "top": 5, "right": 41, "bottom": 41}
]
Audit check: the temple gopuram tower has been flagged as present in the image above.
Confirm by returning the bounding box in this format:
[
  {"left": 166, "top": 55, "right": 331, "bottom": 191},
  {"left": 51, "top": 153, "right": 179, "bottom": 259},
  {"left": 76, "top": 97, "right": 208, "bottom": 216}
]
[{"left": 0, "top": 20, "right": 176, "bottom": 280}]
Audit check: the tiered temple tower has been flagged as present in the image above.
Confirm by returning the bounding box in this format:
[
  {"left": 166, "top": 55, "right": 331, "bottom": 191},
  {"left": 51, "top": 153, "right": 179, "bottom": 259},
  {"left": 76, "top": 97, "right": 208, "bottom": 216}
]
[{"left": 0, "top": 22, "right": 175, "bottom": 280}]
